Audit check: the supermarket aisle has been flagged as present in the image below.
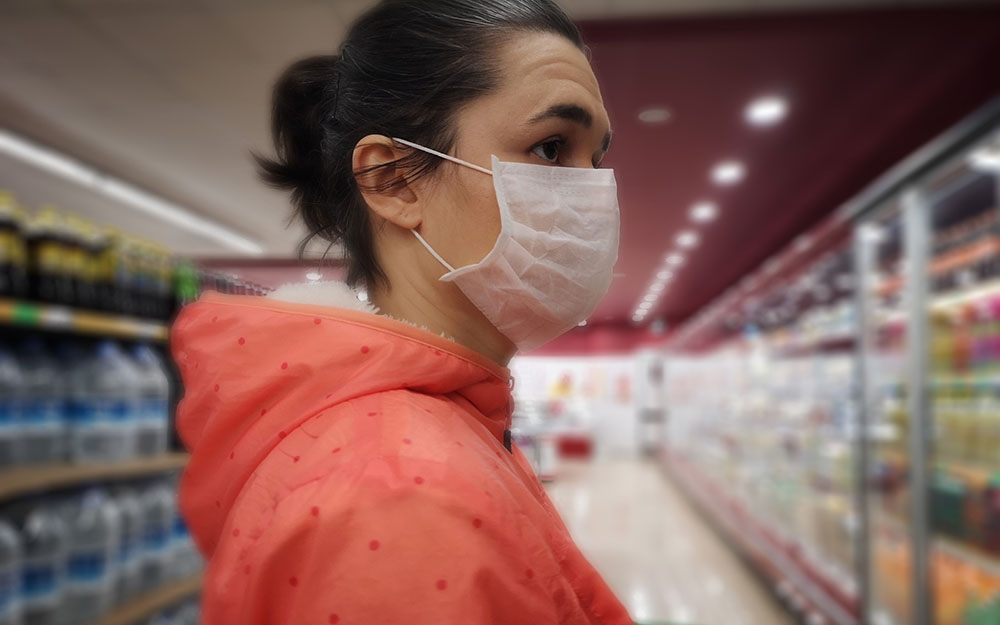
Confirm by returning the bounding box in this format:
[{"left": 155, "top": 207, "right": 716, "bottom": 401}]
[{"left": 544, "top": 457, "right": 794, "bottom": 625}]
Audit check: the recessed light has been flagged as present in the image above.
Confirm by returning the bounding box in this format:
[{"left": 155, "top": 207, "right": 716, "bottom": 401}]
[
  {"left": 643, "top": 293, "right": 658, "bottom": 303},
  {"left": 650, "top": 283, "right": 666, "bottom": 293},
  {"left": 639, "top": 302, "right": 653, "bottom": 310},
  {"left": 676, "top": 231, "right": 700, "bottom": 249},
  {"left": 711, "top": 161, "right": 746, "bottom": 186},
  {"left": 306, "top": 271, "right": 323, "bottom": 281},
  {"left": 638, "top": 107, "right": 671, "bottom": 124},
  {"left": 657, "top": 270, "right": 673, "bottom": 280},
  {"left": 746, "top": 95, "right": 788, "bottom": 127},
  {"left": 665, "top": 253, "right": 685, "bottom": 267},
  {"left": 690, "top": 202, "right": 719, "bottom": 223}
]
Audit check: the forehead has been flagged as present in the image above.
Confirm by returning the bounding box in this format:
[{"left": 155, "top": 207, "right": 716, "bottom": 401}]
[{"left": 493, "top": 32, "right": 606, "bottom": 121}]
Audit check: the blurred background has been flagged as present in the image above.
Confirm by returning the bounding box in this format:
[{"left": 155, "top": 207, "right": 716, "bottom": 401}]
[{"left": 2, "top": 1, "right": 1000, "bottom": 625}]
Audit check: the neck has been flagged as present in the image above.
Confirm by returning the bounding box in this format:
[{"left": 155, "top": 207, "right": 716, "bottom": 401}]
[{"left": 372, "top": 264, "right": 516, "bottom": 369}]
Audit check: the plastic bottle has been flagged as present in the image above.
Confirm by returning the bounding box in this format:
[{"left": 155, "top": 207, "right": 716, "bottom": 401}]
[
  {"left": 19, "top": 505, "right": 67, "bottom": 625},
  {"left": 67, "top": 341, "right": 141, "bottom": 464},
  {"left": 110, "top": 487, "right": 143, "bottom": 604},
  {"left": 0, "top": 191, "right": 29, "bottom": 300},
  {"left": 16, "top": 338, "right": 65, "bottom": 465},
  {"left": 62, "top": 489, "right": 121, "bottom": 625},
  {"left": 130, "top": 345, "right": 170, "bottom": 458},
  {"left": 0, "top": 519, "right": 22, "bottom": 625},
  {"left": 0, "top": 347, "right": 24, "bottom": 468},
  {"left": 138, "top": 482, "right": 175, "bottom": 593}
]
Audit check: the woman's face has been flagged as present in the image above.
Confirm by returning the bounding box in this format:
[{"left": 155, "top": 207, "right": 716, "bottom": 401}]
[{"left": 415, "top": 31, "right": 612, "bottom": 270}]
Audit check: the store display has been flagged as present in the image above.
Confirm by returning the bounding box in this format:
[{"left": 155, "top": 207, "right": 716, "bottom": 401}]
[
  {"left": 0, "top": 189, "right": 269, "bottom": 322},
  {"left": 0, "top": 479, "right": 201, "bottom": 625},
  {"left": 664, "top": 119, "right": 1000, "bottom": 625}
]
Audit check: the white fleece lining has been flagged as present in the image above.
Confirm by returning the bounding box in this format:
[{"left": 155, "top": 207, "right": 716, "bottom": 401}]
[{"left": 267, "top": 281, "right": 455, "bottom": 341}]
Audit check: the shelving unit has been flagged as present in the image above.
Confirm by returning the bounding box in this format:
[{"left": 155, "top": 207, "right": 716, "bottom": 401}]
[
  {"left": 86, "top": 574, "right": 203, "bottom": 625},
  {"left": 0, "top": 453, "right": 189, "bottom": 500},
  {"left": 663, "top": 99, "right": 1000, "bottom": 625},
  {"left": 0, "top": 298, "right": 169, "bottom": 341}
]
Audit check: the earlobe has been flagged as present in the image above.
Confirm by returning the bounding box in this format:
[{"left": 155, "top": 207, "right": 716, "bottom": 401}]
[{"left": 353, "top": 134, "right": 422, "bottom": 230}]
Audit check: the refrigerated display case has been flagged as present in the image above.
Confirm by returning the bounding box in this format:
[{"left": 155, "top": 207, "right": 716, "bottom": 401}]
[{"left": 663, "top": 98, "right": 1000, "bottom": 625}]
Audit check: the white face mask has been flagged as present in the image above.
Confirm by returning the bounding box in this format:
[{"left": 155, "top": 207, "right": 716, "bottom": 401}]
[{"left": 392, "top": 137, "right": 620, "bottom": 352}]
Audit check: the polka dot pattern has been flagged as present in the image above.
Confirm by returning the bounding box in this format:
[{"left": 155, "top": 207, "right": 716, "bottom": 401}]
[
  {"left": 281, "top": 362, "right": 289, "bottom": 370},
  {"left": 436, "top": 579, "right": 447, "bottom": 591},
  {"left": 413, "top": 476, "right": 424, "bottom": 485},
  {"left": 369, "top": 540, "right": 380, "bottom": 551},
  {"left": 238, "top": 337, "right": 246, "bottom": 345},
  {"left": 360, "top": 346, "right": 370, "bottom": 354}
]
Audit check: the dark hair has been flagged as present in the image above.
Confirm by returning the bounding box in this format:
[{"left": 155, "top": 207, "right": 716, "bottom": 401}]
[{"left": 255, "top": 0, "right": 584, "bottom": 291}]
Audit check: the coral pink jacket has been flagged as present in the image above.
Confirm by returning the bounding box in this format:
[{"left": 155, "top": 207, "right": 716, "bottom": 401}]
[{"left": 171, "top": 290, "right": 633, "bottom": 625}]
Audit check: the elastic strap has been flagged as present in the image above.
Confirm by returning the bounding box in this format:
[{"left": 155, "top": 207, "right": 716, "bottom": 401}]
[
  {"left": 392, "top": 137, "right": 494, "bottom": 176},
  {"left": 411, "top": 229, "right": 457, "bottom": 273}
]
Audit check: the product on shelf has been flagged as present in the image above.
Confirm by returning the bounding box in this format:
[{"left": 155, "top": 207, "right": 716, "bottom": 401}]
[
  {"left": 18, "top": 502, "right": 68, "bottom": 625},
  {"left": 0, "top": 347, "right": 22, "bottom": 469},
  {"left": 131, "top": 345, "right": 171, "bottom": 459},
  {"left": 61, "top": 489, "right": 121, "bottom": 625},
  {"left": 138, "top": 482, "right": 176, "bottom": 595},
  {"left": 17, "top": 338, "right": 66, "bottom": 466},
  {"left": 0, "top": 189, "right": 270, "bottom": 321},
  {"left": 0, "top": 519, "right": 20, "bottom": 625},
  {"left": 0, "top": 478, "right": 201, "bottom": 625},
  {"left": 0, "top": 193, "right": 29, "bottom": 301}
]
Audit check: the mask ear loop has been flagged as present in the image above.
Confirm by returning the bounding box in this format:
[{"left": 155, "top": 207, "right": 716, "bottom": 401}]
[
  {"left": 393, "top": 136, "right": 494, "bottom": 274},
  {"left": 391, "top": 137, "right": 493, "bottom": 176},
  {"left": 411, "top": 229, "right": 457, "bottom": 273}
]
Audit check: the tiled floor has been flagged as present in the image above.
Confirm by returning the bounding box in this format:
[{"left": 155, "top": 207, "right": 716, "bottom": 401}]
[{"left": 544, "top": 457, "right": 795, "bottom": 625}]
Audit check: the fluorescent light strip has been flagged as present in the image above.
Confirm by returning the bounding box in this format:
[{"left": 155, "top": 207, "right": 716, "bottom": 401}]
[{"left": 0, "top": 129, "right": 264, "bottom": 255}]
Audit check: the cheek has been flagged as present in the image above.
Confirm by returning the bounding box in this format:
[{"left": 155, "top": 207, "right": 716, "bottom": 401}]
[{"left": 439, "top": 171, "right": 502, "bottom": 267}]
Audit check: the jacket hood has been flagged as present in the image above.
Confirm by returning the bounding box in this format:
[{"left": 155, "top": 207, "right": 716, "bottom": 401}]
[{"left": 170, "top": 283, "right": 513, "bottom": 556}]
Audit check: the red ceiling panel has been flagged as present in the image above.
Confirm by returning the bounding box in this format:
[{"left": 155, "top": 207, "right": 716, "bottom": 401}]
[{"left": 578, "top": 7, "right": 1000, "bottom": 328}]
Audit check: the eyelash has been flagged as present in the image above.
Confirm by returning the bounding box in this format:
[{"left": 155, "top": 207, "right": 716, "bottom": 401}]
[
  {"left": 531, "top": 135, "right": 567, "bottom": 164},
  {"left": 531, "top": 135, "right": 605, "bottom": 168}
]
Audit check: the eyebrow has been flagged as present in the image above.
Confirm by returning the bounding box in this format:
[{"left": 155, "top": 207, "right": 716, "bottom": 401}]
[{"left": 529, "top": 103, "right": 613, "bottom": 154}]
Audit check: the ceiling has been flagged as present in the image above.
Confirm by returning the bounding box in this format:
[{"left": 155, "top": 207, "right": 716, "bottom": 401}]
[{"left": 1, "top": 0, "right": 999, "bottom": 328}]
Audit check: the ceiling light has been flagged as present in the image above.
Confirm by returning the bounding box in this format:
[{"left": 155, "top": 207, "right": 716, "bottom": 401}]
[
  {"left": 746, "top": 95, "right": 788, "bottom": 127},
  {"left": 639, "top": 302, "right": 653, "bottom": 310},
  {"left": 578, "top": 320, "right": 588, "bottom": 327},
  {"left": 638, "top": 107, "right": 671, "bottom": 124},
  {"left": 650, "top": 283, "right": 666, "bottom": 293},
  {"left": 665, "top": 253, "right": 685, "bottom": 267},
  {"left": 0, "top": 129, "right": 264, "bottom": 255},
  {"left": 711, "top": 161, "right": 746, "bottom": 186},
  {"left": 676, "top": 230, "right": 700, "bottom": 249},
  {"left": 643, "top": 293, "right": 658, "bottom": 303},
  {"left": 305, "top": 271, "right": 322, "bottom": 282},
  {"left": 690, "top": 201, "right": 719, "bottom": 223},
  {"left": 656, "top": 270, "right": 673, "bottom": 280},
  {"left": 968, "top": 145, "right": 1000, "bottom": 172}
]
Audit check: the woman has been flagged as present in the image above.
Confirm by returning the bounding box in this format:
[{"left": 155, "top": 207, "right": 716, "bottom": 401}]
[{"left": 170, "top": 0, "right": 627, "bottom": 623}]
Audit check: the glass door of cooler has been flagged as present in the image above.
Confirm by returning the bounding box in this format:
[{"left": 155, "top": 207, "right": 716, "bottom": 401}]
[
  {"left": 920, "top": 126, "right": 1000, "bottom": 625},
  {"left": 857, "top": 205, "right": 916, "bottom": 625}
]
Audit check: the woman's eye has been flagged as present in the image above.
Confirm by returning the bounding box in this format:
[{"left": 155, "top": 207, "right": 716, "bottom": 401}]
[{"left": 532, "top": 138, "right": 564, "bottom": 164}]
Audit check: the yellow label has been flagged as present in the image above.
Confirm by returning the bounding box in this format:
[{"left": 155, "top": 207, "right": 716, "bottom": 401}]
[{"left": 38, "top": 241, "right": 62, "bottom": 272}]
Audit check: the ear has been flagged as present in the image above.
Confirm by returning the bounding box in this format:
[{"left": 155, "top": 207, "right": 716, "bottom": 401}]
[{"left": 352, "top": 135, "right": 421, "bottom": 230}]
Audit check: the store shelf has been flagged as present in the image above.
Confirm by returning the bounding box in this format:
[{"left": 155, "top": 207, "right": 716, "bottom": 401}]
[
  {"left": 879, "top": 515, "right": 1000, "bottom": 582},
  {"left": 0, "top": 453, "right": 189, "bottom": 501},
  {"left": 86, "top": 574, "right": 202, "bottom": 625},
  {"left": 662, "top": 450, "right": 860, "bottom": 625},
  {"left": 0, "top": 298, "right": 169, "bottom": 341},
  {"left": 879, "top": 449, "right": 998, "bottom": 490}
]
